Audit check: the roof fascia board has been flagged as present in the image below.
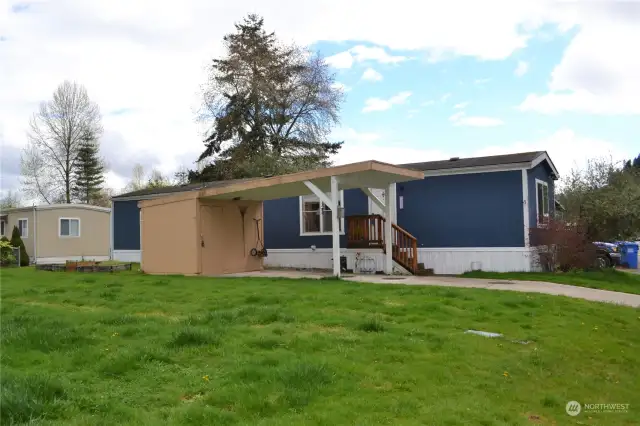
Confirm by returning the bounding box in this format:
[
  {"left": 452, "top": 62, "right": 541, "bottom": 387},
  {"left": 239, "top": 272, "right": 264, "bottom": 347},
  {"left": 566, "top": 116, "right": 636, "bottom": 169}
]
[{"left": 422, "top": 163, "right": 529, "bottom": 177}]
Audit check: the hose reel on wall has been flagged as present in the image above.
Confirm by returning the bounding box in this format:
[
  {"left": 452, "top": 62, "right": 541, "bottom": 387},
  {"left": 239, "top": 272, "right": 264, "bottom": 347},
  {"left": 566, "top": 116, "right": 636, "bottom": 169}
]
[
  {"left": 250, "top": 218, "right": 267, "bottom": 258},
  {"left": 236, "top": 205, "right": 267, "bottom": 258}
]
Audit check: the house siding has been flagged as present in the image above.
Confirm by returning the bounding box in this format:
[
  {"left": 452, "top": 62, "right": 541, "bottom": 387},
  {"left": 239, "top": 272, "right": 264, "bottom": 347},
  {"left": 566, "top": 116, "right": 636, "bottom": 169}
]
[
  {"left": 397, "top": 171, "right": 525, "bottom": 247},
  {"left": 113, "top": 200, "right": 141, "bottom": 250},
  {"left": 264, "top": 188, "right": 369, "bottom": 249},
  {"left": 4, "top": 209, "right": 36, "bottom": 258},
  {"left": 265, "top": 170, "right": 525, "bottom": 250},
  {"left": 527, "top": 163, "right": 555, "bottom": 228},
  {"left": 35, "top": 207, "right": 110, "bottom": 258}
]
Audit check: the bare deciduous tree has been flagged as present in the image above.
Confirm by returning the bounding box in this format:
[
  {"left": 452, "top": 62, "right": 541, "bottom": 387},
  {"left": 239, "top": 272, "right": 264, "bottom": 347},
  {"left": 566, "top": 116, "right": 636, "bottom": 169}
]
[
  {"left": 557, "top": 156, "right": 640, "bottom": 240},
  {"left": 0, "top": 190, "right": 21, "bottom": 210},
  {"left": 21, "top": 81, "right": 103, "bottom": 204},
  {"left": 125, "top": 163, "right": 147, "bottom": 192},
  {"left": 21, "top": 144, "right": 63, "bottom": 204},
  {"left": 91, "top": 187, "right": 115, "bottom": 208}
]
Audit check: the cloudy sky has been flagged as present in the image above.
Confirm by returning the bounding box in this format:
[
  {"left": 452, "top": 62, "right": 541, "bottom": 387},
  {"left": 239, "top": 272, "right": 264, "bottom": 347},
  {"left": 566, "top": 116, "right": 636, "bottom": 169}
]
[{"left": 1, "top": 0, "right": 639, "bottom": 197}]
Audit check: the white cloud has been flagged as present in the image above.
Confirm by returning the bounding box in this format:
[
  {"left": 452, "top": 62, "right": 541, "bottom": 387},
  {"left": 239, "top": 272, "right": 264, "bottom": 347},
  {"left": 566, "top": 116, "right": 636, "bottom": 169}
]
[
  {"left": 0, "top": 0, "right": 637, "bottom": 194},
  {"left": 325, "top": 45, "right": 408, "bottom": 69},
  {"left": 514, "top": 60, "right": 529, "bottom": 76},
  {"left": 335, "top": 128, "right": 632, "bottom": 179},
  {"left": 440, "top": 93, "right": 451, "bottom": 102},
  {"left": 449, "top": 111, "right": 504, "bottom": 127},
  {"left": 349, "top": 45, "right": 408, "bottom": 64},
  {"left": 331, "top": 82, "right": 352, "bottom": 92},
  {"left": 421, "top": 100, "right": 435, "bottom": 106},
  {"left": 361, "top": 67, "right": 383, "bottom": 82},
  {"left": 325, "top": 51, "right": 354, "bottom": 69},
  {"left": 448, "top": 111, "right": 465, "bottom": 122},
  {"left": 362, "top": 91, "right": 412, "bottom": 112},
  {"left": 332, "top": 127, "right": 381, "bottom": 144},
  {"left": 474, "top": 78, "right": 491, "bottom": 85},
  {"left": 473, "top": 128, "right": 632, "bottom": 177},
  {"left": 454, "top": 101, "right": 469, "bottom": 109},
  {"left": 517, "top": 3, "right": 640, "bottom": 115}
]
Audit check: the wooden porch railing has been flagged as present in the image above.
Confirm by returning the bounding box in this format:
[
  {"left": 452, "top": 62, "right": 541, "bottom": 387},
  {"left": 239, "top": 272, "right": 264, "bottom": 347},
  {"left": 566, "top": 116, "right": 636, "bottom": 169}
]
[
  {"left": 391, "top": 223, "right": 418, "bottom": 274},
  {"left": 346, "top": 215, "right": 418, "bottom": 274},
  {"left": 346, "top": 214, "right": 385, "bottom": 249}
]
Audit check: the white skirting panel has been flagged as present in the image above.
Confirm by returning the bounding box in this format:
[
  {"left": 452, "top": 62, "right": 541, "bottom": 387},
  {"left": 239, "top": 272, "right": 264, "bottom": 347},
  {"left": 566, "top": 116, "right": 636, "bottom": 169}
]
[
  {"left": 264, "top": 248, "right": 386, "bottom": 272},
  {"left": 265, "top": 247, "right": 534, "bottom": 275},
  {"left": 418, "top": 247, "right": 534, "bottom": 274},
  {"left": 112, "top": 250, "right": 141, "bottom": 263},
  {"left": 36, "top": 255, "right": 110, "bottom": 265}
]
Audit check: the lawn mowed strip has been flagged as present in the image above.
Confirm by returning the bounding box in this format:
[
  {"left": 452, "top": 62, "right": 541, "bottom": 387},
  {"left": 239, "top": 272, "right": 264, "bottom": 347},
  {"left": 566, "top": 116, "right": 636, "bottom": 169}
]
[
  {"left": 1, "top": 268, "right": 639, "bottom": 425},
  {"left": 462, "top": 268, "right": 640, "bottom": 295}
]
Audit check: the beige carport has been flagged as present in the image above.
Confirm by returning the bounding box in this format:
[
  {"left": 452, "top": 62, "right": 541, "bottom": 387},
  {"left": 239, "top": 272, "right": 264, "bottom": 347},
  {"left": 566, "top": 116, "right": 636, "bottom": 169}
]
[{"left": 138, "top": 160, "right": 424, "bottom": 277}]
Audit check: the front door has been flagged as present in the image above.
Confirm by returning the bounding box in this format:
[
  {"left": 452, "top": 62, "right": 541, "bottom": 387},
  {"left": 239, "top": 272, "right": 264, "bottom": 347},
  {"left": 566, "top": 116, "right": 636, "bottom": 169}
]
[{"left": 200, "top": 205, "right": 224, "bottom": 275}]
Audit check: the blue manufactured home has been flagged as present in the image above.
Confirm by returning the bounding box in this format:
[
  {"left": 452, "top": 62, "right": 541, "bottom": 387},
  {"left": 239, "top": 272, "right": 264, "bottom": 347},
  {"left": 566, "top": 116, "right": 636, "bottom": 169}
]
[{"left": 110, "top": 151, "right": 558, "bottom": 274}]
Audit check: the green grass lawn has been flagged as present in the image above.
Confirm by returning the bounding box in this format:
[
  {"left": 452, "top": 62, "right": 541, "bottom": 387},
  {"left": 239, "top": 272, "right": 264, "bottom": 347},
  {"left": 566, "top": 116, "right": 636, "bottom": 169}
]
[
  {"left": 461, "top": 269, "right": 640, "bottom": 295},
  {"left": 1, "top": 268, "right": 639, "bottom": 425}
]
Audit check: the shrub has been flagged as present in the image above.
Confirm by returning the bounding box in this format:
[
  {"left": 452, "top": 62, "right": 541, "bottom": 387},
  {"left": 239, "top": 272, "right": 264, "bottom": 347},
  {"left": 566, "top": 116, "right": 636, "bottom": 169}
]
[
  {"left": 530, "top": 218, "right": 596, "bottom": 272},
  {"left": 1, "top": 237, "right": 16, "bottom": 266},
  {"left": 10, "top": 226, "right": 29, "bottom": 266}
]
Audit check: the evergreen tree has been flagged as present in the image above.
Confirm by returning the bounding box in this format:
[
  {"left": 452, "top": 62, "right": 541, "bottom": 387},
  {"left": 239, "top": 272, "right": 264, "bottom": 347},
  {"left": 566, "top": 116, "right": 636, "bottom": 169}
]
[
  {"left": 190, "top": 14, "right": 343, "bottom": 182},
  {"left": 623, "top": 153, "right": 640, "bottom": 171},
  {"left": 72, "top": 136, "right": 105, "bottom": 204},
  {"left": 10, "top": 226, "right": 29, "bottom": 266}
]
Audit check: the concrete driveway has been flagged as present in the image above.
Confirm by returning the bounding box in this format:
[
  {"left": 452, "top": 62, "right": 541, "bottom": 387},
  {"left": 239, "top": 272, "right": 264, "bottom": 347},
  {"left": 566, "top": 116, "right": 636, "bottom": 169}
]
[{"left": 227, "top": 270, "right": 640, "bottom": 308}]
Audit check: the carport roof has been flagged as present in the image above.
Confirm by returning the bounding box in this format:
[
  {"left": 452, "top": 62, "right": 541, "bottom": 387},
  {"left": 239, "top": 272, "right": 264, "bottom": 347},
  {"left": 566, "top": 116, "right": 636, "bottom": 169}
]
[{"left": 137, "top": 160, "right": 424, "bottom": 208}]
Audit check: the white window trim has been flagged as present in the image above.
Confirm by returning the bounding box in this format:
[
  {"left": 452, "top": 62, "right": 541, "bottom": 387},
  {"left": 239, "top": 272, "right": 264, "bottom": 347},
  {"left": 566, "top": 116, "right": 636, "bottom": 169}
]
[
  {"left": 535, "top": 179, "right": 550, "bottom": 226},
  {"left": 59, "top": 217, "right": 81, "bottom": 238},
  {"left": 299, "top": 191, "right": 345, "bottom": 236},
  {"left": 18, "top": 218, "right": 28, "bottom": 238}
]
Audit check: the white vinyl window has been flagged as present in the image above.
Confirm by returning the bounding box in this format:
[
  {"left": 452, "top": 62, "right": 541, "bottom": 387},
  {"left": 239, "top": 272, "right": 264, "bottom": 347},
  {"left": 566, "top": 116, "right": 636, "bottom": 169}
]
[
  {"left": 300, "top": 192, "right": 344, "bottom": 235},
  {"left": 535, "top": 179, "right": 550, "bottom": 226},
  {"left": 59, "top": 218, "right": 81, "bottom": 237},
  {"left": 18, "top": 218, "right": 28, "bottom": 238}
]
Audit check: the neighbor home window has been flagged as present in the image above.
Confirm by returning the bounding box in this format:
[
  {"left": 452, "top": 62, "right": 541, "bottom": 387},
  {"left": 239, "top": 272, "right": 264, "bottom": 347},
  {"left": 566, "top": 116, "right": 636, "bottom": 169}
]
[
  {"left": 59, "top": 218, "right": 80, "bottom": 237},
  {"left": 300, "top": 192, "right": 344, "bottom": 235},
  {"left": 0, "top": 220, "right": 5, "bottom": 236},
  {"left": 536, "top": 179, "right": 549, "bottom": 226},
  {"left": 18, "top": 219, "right": 28, "bottom": 238}
]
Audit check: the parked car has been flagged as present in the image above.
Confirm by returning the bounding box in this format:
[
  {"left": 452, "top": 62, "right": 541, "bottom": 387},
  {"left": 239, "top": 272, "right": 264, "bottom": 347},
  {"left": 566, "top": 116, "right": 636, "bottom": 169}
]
[{"left": 593, "top": 242, "right": 621, "bottom": 268}]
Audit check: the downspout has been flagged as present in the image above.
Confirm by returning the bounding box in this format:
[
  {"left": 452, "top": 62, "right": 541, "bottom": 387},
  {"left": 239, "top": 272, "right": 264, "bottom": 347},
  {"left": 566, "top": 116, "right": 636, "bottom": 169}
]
[
  {"left": 521, "top": 169, "right": 530, "bottom": 248},
  {"left": 110, "top": 201, "right": 114, "bottom": 260},
  {"left": 139, "top": 208, "right": 143, "bottom": 271},
  {"left": 33, "top": 205, "right": 37, "bottom": 264},
  {"left": 522, "top": 169, "right": 531, "bottom": 272}
]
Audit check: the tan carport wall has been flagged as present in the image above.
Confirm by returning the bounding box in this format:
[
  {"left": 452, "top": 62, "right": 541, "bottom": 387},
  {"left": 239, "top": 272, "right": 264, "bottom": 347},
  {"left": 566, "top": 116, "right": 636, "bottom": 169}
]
[{"left": 139, "top": 160, "right": 424, "bottom": 277}]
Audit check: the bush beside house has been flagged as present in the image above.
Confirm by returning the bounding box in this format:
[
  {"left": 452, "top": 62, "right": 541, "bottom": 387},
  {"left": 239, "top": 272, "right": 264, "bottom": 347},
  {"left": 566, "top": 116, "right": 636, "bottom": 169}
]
[
  {"left": 530, "top": 218, "right": 596, "bottom": 272},
  {"left": 0, "top": 236, "right": 16, "bottom": 266},
  {"left": 10, "top": 226, "right": 29, "bottom": 266}
]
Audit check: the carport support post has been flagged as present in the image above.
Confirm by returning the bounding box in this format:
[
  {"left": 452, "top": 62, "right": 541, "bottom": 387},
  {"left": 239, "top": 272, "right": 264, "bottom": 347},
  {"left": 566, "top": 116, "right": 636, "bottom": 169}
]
[
  {"left": 331, "top": 176, "right": 341, "bottom": 277},
  {"left": 384, "top": 183, "right": 396, "bottom": 274}
]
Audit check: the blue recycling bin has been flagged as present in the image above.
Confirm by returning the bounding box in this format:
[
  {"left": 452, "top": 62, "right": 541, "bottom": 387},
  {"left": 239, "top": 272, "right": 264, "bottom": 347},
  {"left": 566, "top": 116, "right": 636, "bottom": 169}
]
[{"left": 620, "top": 242, "right": 639, "bottom": 269}]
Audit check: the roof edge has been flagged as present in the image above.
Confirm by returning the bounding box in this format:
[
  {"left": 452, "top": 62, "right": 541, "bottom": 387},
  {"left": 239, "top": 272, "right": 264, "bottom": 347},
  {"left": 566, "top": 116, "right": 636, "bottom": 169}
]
[{"left": 1, "top": 204, "right": 110, "bottom": 213}]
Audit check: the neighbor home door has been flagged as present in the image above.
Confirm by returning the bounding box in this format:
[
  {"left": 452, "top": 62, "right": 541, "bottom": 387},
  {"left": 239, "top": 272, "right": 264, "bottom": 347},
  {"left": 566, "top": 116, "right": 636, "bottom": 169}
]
[{"left": 200, "top": 206, "right": 224, "bottom": 275}]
